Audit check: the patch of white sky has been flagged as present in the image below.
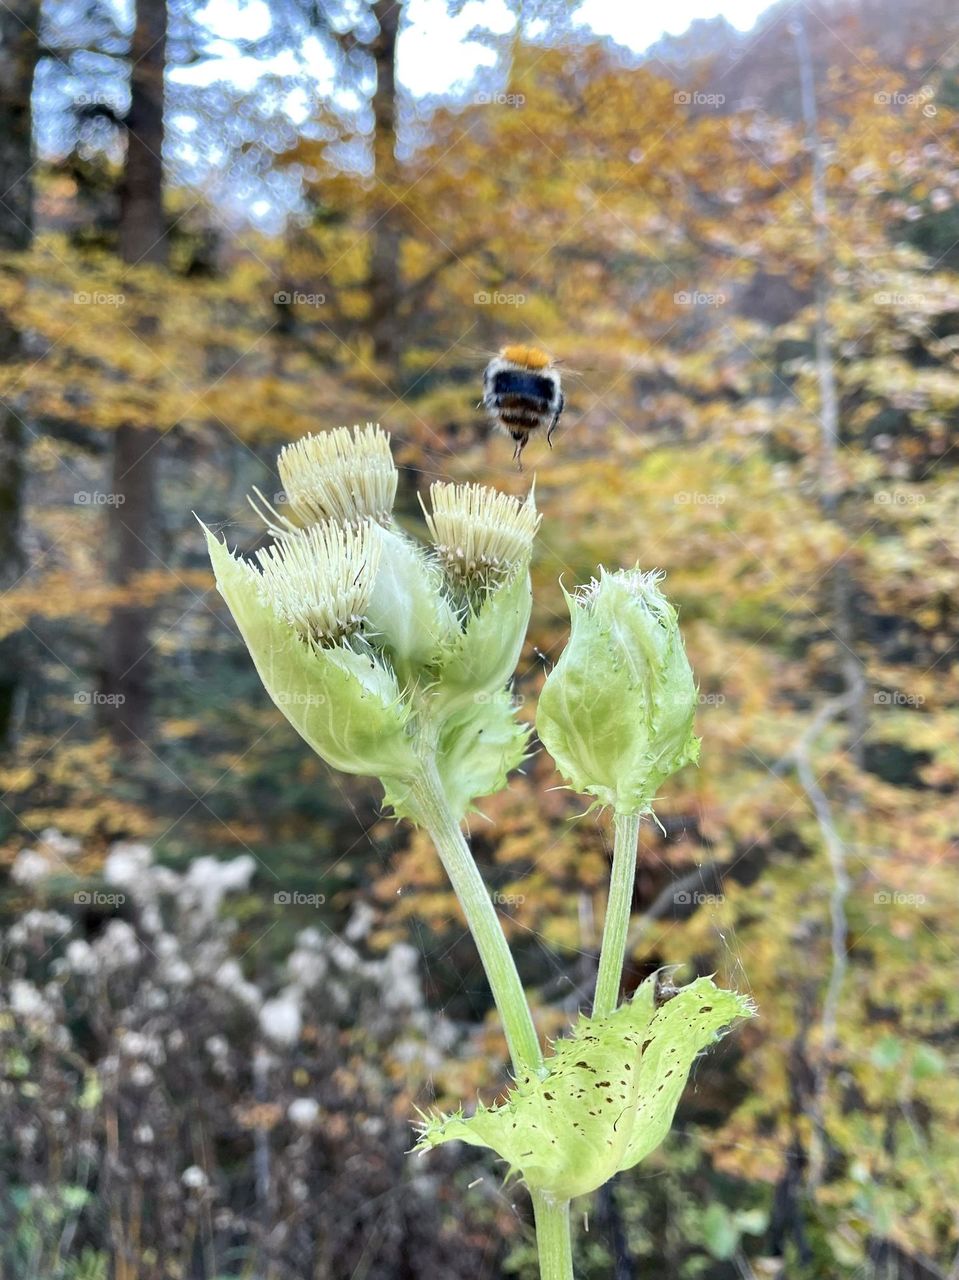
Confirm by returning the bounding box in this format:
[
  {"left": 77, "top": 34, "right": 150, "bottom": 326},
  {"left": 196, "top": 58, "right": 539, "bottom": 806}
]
[
  {"left": 165, "top": 0, "right": 770, "bottom": 221},
  {"left": 172, "top": 0, "right": 772, "bottom": 105}
]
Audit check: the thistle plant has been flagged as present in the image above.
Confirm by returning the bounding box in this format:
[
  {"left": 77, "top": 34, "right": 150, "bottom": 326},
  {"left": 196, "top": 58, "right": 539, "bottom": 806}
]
[{"left": 203, "top": 423, "right": 753, "bottom": 1279}]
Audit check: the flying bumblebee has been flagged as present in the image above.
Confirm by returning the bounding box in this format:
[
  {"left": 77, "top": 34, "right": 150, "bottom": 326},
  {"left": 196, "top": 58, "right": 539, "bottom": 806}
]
[{"left": 482, "top": 344, "right": 564, "bottom": 467}]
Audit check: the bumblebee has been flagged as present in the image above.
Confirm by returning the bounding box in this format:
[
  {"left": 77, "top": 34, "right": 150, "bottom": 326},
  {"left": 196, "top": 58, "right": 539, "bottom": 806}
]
[{"left": 482, "top": 344, "right": 564, "bottom": 466}]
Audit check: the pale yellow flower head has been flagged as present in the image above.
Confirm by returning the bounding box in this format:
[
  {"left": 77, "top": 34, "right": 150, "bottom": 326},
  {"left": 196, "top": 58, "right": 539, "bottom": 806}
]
[
  {"left": 422, "top": 482, "right": 540, "bottom": 591},
  {"left": 251, "top": 424, "right": 397, "bottom": 534},
  {"left": 253, "top": 520, "right": 380, "bottom": 646}
]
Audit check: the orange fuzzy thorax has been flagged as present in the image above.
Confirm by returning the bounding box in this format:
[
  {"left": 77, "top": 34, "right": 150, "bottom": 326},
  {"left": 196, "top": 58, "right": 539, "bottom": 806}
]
[{"left": 500, "top": 344, "right": 551, "bottom": 369}]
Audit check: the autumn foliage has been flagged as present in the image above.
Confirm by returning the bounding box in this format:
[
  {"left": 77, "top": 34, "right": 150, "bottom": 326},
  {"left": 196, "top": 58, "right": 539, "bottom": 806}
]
[{"left": 1, "top": 0, "right": 959, "bottom": 1276}]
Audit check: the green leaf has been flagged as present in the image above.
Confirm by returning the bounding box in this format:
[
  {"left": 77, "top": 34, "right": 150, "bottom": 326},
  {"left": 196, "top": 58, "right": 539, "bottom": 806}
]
[
  {"left": 60, "top": 1186, "right": 91, "bottom": 1213},
  {"left": 416, "top": 974, "right": 754, "bottom": 1199},
  {"left": 870, "top": 1035, "right": 904, "bottom": 1070},
  {"left": 912, "top": 1044, "right": 946, "bottom": 1078},
  {"left": 701, "top": 1203, "right": 739, "bottom": 1260},
  {"left": 734, "top": 1207, "right": 769, "bottom": 1236}
]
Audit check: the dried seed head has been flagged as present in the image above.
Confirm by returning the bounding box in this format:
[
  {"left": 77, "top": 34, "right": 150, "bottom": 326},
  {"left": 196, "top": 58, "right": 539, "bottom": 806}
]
[
  {"left": 251, "top": 424, "right": 397, "bottom": 534},
  {"left": 422, "top": 482, "right": 540, "bottom": 590},
  {"left": 254, "top": 521, "right": 380, "bottom": 646}
]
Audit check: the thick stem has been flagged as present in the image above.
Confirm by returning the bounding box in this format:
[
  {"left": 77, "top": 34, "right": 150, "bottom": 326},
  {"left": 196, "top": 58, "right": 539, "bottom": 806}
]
[
  {"left": 532, "top": 1192, "right": 574, "bottom": 1280},
  {"left": 593, "top": 811, "right": 641, "bottom": 1017},
  {"left": 409, "top": 759, "right": 543, "bottom": 1078}
]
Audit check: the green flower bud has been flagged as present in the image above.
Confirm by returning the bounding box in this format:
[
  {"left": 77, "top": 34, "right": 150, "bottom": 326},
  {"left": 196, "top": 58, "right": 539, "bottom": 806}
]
[
  {"left": 417, "top": 974, "right": 754, "bottom": 1200},
  {"left": 203, "top": 522, "right": 418, "bottom": 784},
  {"left": 536, "top": 568, "right": 700, "bottom": 815},
  {"left": 365, "top": 525, "right": 458, "bottom": 685},
  {"left": 422, "top": 483, "right": 540, "bottom": 717}
]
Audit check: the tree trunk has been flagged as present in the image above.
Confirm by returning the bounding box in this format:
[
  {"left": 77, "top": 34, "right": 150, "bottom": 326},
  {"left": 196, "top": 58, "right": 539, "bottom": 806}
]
[
  {"left": 102, "top": 0, "right": 168, "bottom": 747},
  {"left": 0, "top": 0, "right": 40, "bottom": 748},
  {"left": 792, "top": 11, "right": 865, "bottom": 1193},
  {"left": 367, "top": 0, "right": 402, "bottom": 371}
]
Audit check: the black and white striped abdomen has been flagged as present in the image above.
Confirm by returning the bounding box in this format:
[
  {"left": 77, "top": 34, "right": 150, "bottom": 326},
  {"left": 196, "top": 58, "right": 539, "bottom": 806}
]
[{"left": 483, "top": 363, "right": 563, "bottom": 436}]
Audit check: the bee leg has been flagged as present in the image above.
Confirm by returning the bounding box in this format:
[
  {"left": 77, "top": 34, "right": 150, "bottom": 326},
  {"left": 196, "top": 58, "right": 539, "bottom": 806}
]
[
  {"left": 512, "top": 436, "right": 526, "bottom": 471},
  {"left": 547, "top": 399, "right": 563, "bottom": 447}
]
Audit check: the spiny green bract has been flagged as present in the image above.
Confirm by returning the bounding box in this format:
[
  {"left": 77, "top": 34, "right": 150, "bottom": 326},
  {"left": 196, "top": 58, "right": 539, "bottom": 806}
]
[
  {"left": 415, "top": 974, "right": 755, "bottom": 1200},
  {"left": 383, "top": 689, "right": 531, "bottom": 823},
  {"left": 204, "top": 524, "right": 419, "bottom": 783}
]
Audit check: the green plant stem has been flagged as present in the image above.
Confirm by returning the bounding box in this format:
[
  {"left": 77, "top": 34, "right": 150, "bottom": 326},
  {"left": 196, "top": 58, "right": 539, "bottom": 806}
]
[
  {"left": 410, "top": 758, "right": 573, "bottom": 1278},
  {"left": 409, "top": 758, "right": 543, "bottom": 1078},
  {"left": 532, "top": 1192, "right": 574, "bottom": 1280},
  {"left": 593, "top": 810, "right": 641, "bottom": 1017}
]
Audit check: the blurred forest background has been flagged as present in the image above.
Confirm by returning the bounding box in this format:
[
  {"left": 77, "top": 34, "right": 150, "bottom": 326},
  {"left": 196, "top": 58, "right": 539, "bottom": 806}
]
[{"left": 1, "top": 0, "right": 958, "bottom": 1276}]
